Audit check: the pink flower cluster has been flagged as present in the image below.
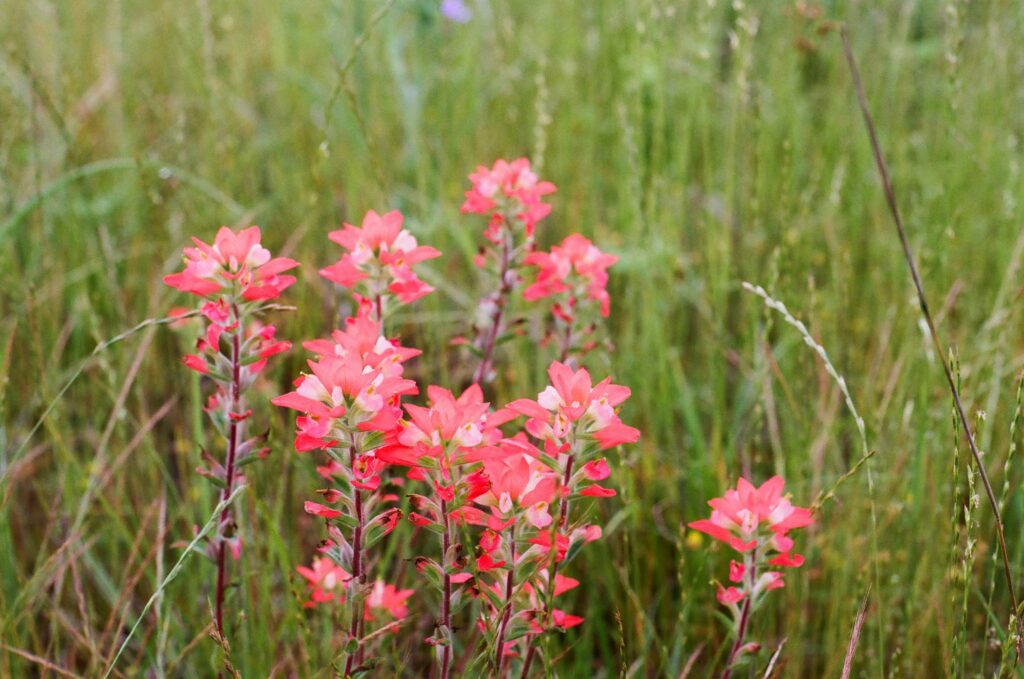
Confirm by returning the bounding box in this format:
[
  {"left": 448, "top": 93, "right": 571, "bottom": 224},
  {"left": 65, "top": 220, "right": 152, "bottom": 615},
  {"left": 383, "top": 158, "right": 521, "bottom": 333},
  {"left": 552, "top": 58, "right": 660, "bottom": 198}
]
[
  {"left": 164, "top": 160, "right": 644, "bottom": 676},
  {"left": 524, "top": 233, "right": 618, "bottom": 319},
  {"left": 460, "top": 159, "right": 620, "bottom": 379},
  {"left": 278, "top": 198, "right": 638, "bottom": 675},
  {"left": 507, "top": 361, "right": 640, "bottom": 452},
  {"left": 461, "top": 157, "right": 556, "bottom": 241},
  {"left": 164, "top": 226, "right": 297, "bottom": 301},
  {"left": 321, "top": 209, "right": 441, "bottom": 309}
]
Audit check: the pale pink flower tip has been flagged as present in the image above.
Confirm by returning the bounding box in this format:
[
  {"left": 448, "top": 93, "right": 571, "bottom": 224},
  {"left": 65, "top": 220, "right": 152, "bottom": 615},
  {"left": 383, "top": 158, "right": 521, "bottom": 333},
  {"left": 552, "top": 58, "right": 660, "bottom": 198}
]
[
  {"left": 716, "top": 585, "right": 746, "bottom": 605},
  {"left": 524, "top": 233, "right": 618, "bottom": 317},
  {"left": 296, "top": 556, "right": 350, "bottom": 606},
  {"left": 320, "top": 209, "right": 440, "bottom": 305},
  {"left": 365, "top": 579, "right": 415, "bottom": 620},
  {"left": 688, "top": 475, "right": 813, "bottom": 552}
]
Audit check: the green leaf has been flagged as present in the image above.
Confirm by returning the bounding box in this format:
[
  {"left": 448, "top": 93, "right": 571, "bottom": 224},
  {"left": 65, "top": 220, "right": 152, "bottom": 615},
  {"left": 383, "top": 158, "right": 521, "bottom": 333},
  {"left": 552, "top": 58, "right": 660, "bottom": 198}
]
[
  {"left": 506, "top": 618, "right": 533, "bottom": 641},
  {"left": 359, "top": 430, "right": 386, "bottom": 453},
  {"left": 199, "top": 472, "right": 227, "bottom": 490},
  {"left": 538, "top": 452, "right": 563, "bottom": 473},
  {"left": 563, "top": 537, "right": 586, "bottom": 566},
  {"left": 331, "top": 513, "right": 359, "bottom": 531}
]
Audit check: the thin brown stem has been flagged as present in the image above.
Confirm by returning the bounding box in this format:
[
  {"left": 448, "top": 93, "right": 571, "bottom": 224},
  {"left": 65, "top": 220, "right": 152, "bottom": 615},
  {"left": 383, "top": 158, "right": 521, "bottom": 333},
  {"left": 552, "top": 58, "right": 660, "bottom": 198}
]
[
  {"left": 840, "top": 588, "right": 871, "bottom": 679},
  {"left": 522, "top": 451, "right": 577, "bottom": 671},
  {"left": 474, "top": 231, "right": 515, "bottom": 385},
  {"left": 374, "top": 293, "right": 384, "bottom": 328},
  {"left": 558, "top": 321, "right": 573, "bottom": 364},
  {"left": 214, "top": 304, "right": 243, "bottom": 636},
  {"left": 545, "top": 452, "right": 575, "bottom": 601},
  {"left": 494, "top": 524, "right": 516, "bottom": 676},
  {"left": 519, "top": 644, "right": 536, "bottom": 679},
  {"left": 841, "top": 27, "right": 1021, "bottom": 651},
  {"left": 721, "top": 553, "right": 756, "bottom": 679},
  {"left": 440, "top": 498, "right": 453, "bottom": 679},
  {"left": 344, "top": 447, "right": 365, "bottom": 677}
]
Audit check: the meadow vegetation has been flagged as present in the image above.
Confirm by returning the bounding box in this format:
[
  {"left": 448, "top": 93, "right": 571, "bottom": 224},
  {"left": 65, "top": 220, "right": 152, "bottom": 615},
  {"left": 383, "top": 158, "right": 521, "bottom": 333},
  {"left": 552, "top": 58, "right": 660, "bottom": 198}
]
[{"left": 2, "top": 0, "right": 1024, "bottom": 676}]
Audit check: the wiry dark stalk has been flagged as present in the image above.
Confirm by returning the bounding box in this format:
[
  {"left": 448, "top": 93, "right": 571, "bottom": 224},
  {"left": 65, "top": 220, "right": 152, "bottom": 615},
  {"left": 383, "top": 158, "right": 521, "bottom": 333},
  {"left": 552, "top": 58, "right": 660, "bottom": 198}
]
[
  {"left": 841, "top": 26, "right": 1021, "bottom": 650},
  {"left": 214, "top": 303, "right": 243, "bottom": 636},
  {"left": 721, "top": 553, "right": 755, "bottom": 679},
  {"left": 840, "top": 588, "right": 872, "bottom": 679},
  {"left": 557, "top": 456, "right": 575, "bottom": 529},
  {"left": 494, "top": 524, "right": 516, "bottom": 676},
  {"left": 474, "top": 231, "right": 515, "bottom": 385},
  {"left": 520, "top": 452, "right": 576, "bottom": 674},
  {"left": 557, "top": 322, "right": 573, "bottom": 364},
  {"left": 544, "top": 452, "right": 575, "bottom": 604},
  {"left": 440, "top": 498, "right": 453, "bottom": 679},
  {"left": 344, "top": 446, "right": 365, "bottom": 677},
  {"left": 519, "top": 644, "right": 536, "bottom": 679}
]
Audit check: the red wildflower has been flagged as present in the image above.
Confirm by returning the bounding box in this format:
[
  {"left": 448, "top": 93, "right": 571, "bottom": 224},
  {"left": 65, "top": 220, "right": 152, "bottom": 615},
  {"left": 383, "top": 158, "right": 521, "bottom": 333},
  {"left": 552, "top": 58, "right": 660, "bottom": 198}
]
[
  {"left": 506, "top": 361, "right": 639, "bottom": 449},
  {"left": 320, "top": 209, "right": 440, "bottom": 305},
  {"left": 163, "top": 226, "right": 298, "bottom": 300},
  {"left": 365, "top": 579, "right": 414, "bottom": 620},
  {"left": 461, "top": 158, "right": 556, "bottom": 237},
  {"left": 296, "top": 557, "right": 350, "bottom": 606},
  {"left": 523, "top": 233, "right": 618, "bottom": 317}
]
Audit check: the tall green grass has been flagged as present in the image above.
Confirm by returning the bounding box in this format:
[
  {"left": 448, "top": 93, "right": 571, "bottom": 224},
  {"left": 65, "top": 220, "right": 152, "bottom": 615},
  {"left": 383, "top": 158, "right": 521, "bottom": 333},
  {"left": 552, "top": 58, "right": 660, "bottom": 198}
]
[{"left": 3, "top": 0, "right": 1024, "bottom": 675}]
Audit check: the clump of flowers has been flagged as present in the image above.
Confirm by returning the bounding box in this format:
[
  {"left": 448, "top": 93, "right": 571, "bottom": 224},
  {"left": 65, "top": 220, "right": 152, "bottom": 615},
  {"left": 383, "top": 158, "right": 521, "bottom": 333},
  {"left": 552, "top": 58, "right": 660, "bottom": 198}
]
[
  {"left": 461, "top": 158, "right": 556, "bottom": 384},
  {"left": 461, "top": 158, "right": 556, "bottom": 241},
  {"left": 163, "top": 225, "right": 296, "bottom": 636},
  {"left": 154, "top": 161, "right": 641, "bottom": 676},
  {"left": 377, "top": 383, "right": 515, "bottom": 678},
  {"left": 277, "top": 208, "right": 437, "bottom": 676},
  {"left": 276, "top": 310, "right": 420, "bottom": 674},
  {"left": 688, "top": 476, "right": 812, "bottom": 677},
  {"left": 485, "top": 362, "right": 639, "bottom": 673},
  {"left": 164, "top": 225, "right": 297, "bottom": 302},
  {"left": 523, "top": 233, "right": 618, "bottom": 362}
]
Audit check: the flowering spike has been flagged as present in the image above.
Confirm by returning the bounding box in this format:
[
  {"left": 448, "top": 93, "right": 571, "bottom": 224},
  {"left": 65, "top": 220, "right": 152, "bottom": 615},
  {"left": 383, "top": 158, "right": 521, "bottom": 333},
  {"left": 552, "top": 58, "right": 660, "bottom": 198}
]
[
  {"left": 688, "top": 476, "right": 811, "bottom": 676},
  {"left": 163, "top": 225, "right": 294, "bottom": 639},
  {"left": 320, "top": 209, "right": 440, "bottom": 318}
]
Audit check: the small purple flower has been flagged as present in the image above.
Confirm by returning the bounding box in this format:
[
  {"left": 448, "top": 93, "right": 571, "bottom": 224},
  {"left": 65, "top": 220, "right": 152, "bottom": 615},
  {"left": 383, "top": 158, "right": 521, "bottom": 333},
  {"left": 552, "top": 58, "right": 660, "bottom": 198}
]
[{"left": 440, "top": 0, "right": 472, "bottom": 24}]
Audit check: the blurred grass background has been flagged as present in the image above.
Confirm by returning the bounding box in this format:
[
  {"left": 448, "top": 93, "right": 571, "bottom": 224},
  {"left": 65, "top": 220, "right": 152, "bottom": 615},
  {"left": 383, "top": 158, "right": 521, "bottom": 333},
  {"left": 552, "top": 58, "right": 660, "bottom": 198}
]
[{"left": 3, "top": 0, "right": 1024, "bottom": 675}]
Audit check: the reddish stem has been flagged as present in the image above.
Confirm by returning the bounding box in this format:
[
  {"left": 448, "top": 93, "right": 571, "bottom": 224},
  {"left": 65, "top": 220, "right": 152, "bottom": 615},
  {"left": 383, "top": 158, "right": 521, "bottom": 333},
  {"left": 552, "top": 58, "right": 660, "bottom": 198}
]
[
  {"left": 543, "top": 453, "right": 574, "bottom": 609},
  {"left": 344, "top": 447, "right": 365, "bottom": 677},
  {"left": 214, "top": 304, "right": 243, "bottom": 636},
  {"left": 519, "top": 644, "right": 536, "bottom": 679},
  {"left": 440, "top": 499, "right": 453, "bottom": 679},
  {"left": 522, "top": 451, "right": 575, "bottom": 673},
  {"left": 473, "top": 230, "right": 514, "bottom": 385},
  {"left": 494, "top": 524, "right": 516, "bottom": 676},
  {"left": 557, "top": 321, "right": 573, "bottom": 364},
  {"left": 556, "top": 455, "right": 574, "bottom": 531},
  {"left": 721, "top": 554, "right": 756, "bottom": 679}
]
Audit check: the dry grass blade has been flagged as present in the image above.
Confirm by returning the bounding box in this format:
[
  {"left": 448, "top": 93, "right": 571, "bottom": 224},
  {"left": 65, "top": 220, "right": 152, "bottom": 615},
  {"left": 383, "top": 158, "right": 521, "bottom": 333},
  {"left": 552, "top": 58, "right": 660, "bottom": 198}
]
[
  {"left": 762, "top": 637, "right": 787, "bottom": 678},
  {"left": 0, "top": 644, "right": 85, "bottom": 679},
  {"left": 841, "top": 588, "right": 871, "bottom": 679},
  {"left": 1, "top": 311, "right": 199, "bottom": 491},
  {"left": 677, "top": 643, "right": 705, "bottom": 679},
  {"left": 101, "top": 485, "right": 246, "bottom": 679},
  {"left": 841, "top": 25, "right": 1021, "bottom": 649},
  {"left": 741, "top": 283, "right": 877, "bottom": 510}
]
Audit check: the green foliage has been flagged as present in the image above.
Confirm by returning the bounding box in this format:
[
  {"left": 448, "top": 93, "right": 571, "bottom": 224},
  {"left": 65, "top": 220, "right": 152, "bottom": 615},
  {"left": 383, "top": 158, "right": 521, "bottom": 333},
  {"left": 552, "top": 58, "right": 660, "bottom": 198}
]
[{"left": 2, "top": 0, "right": 1024, "bottom": 676}]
